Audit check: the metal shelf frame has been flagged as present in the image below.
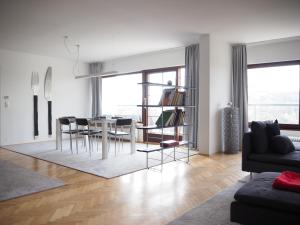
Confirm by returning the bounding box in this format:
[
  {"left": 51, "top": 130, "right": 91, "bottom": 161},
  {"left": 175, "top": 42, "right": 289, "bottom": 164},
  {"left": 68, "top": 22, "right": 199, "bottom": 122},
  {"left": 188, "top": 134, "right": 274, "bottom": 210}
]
[{"left": 137, "top": 78, "right": 196, "bottom": 170}]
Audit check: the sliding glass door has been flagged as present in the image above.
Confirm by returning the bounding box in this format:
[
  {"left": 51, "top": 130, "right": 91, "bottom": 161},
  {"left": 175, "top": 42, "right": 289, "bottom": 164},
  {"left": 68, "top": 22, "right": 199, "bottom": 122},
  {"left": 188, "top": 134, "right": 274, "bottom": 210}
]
[
  {"left": 101, "top": 67, "right": 185, "bottom": 144},
  {"left": 142, "top": 67, "right": 185, "bottom": 143}
]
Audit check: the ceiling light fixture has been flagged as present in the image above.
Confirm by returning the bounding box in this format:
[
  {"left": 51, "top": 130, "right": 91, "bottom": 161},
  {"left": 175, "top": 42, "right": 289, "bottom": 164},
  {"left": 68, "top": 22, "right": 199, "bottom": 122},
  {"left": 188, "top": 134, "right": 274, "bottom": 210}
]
[{"left": 63, "top": 36, "right": 118, "bottom": 79}]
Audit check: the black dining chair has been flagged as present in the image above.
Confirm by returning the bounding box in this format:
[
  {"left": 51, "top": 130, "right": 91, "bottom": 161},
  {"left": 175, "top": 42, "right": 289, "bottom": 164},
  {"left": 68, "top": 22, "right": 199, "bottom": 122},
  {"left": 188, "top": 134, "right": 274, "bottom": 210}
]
[
  {"left": 108, "top": 118, "right": 132, "bottom": 156},
  {"left": 89, "top": 119, "right": 104, "bottom": 150},
  {"left": 75, "top": 118, "right": 102, "bottom": 157},
  {"left": 59, "top": 116, "right": 77, "bottom": 153}
]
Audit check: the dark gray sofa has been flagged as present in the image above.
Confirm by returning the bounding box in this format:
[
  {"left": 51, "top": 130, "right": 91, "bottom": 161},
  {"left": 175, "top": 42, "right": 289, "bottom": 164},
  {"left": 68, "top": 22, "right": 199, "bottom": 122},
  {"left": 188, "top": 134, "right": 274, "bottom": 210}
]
[
  {"left": 231, "top": 172, "right": 300, "bottom": 225},
  {"left": 232, "top": 132, "right": 300, "bottom": 225},
  {"left": 242, "top": 132, "right": 300, "bottom": 173}
]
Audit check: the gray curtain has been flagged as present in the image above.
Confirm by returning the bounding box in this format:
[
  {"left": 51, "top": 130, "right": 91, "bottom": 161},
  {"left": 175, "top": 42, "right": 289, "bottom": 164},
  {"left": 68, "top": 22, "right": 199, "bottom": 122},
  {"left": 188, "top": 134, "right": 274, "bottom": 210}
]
[
  {"left": 90, "top": 62, "right": 103, "bottom": 118},
  {"left": 185, "top": 44, "right": 199, "bottom": 149},
  {"left": 232, "top": 44, "right": 248, "bottom": 142}
]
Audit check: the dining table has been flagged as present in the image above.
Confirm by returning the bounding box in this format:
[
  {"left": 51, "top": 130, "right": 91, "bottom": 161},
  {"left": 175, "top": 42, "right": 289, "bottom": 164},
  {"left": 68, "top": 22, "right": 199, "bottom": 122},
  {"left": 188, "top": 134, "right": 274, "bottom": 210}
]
[{"left": 56, "top": 117, "right": 136, "bottom": 159}]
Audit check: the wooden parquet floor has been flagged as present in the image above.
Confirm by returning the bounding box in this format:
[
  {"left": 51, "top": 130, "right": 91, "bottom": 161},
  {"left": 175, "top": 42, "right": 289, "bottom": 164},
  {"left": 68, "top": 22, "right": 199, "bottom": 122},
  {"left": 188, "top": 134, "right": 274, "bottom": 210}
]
[{"left": 0, "top": 147, "right": 247, "bottom": 225}]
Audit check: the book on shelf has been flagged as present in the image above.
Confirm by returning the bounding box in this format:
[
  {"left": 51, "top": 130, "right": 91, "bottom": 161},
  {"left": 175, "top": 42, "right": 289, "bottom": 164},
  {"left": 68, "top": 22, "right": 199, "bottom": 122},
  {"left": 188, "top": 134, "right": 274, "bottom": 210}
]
[
  {"left": 170, "top": 91, "right": 185, "bottom": 106},
  {"left": 160, "top": 140, "right": 179, "bottom": 148},
  {"left": 159, "top": 88, "right": 185, "bottom": 106},
  {"left": 174, "top": 109, "right": 185, "bottom": 126},
  {"left": 155, "top": 110, "right": 173, "bottom": 127},
  {"left": 155, "top": 109, "right": 185, "bottom": 127}
]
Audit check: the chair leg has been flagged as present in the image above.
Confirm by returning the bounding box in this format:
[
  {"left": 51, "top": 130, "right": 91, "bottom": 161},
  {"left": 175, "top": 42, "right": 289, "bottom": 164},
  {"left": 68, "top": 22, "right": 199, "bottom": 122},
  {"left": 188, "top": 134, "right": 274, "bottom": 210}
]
[
  {"left": 115, "top": 136, "right": 117, "bottom": 156},
  {"left": 81, "top": 136, "right": 84, "bottom": 149},
  {"left": 174, "top": 147, "right": 176, "bottom": 160},
  {"left": 108, "top": 135, "right": 110, "bottom": 152},
  {"left": 92, "top": 136, "right": 95, "bottom": 152},
  {"left": 146, "top": 152, "right": 149, "bottom": 169},
  {"left": 76, "top": 133, "right": 79, "bottom": 154},
  {"left": 88, "top": 136, "right": 92, "bottom": 158},
  {"left": 60, "top": 132, "right": 63, "bottom": 151},
  {"left": 90, "top": 136, "right": 93, "bottom": 152},
  {"left": 70, "top": 133, "right": 73, "bottom": 154},
  {"left": 96, "top": 135, "right": 99, "bottom": 152},
  {"left": 93, "top": 136, "right": 95, "bottom": 151},
  {"left": 250, "top": 172, "right": 253, "bottom": 180}
]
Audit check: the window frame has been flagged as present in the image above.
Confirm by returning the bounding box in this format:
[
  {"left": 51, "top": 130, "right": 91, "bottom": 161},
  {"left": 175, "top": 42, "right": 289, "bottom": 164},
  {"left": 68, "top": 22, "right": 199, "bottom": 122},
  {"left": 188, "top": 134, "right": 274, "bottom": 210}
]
[{"left": 247, "top": 60, "right": 300, "bottom": 130}]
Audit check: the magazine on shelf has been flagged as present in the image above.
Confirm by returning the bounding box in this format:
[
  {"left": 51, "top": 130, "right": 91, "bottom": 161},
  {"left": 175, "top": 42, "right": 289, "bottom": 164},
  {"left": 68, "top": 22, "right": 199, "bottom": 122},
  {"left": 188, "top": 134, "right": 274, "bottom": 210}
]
[
  {"left": 159, "top": 88, "right": 175, "bottom": 105},
  {"left": 160, "top": 140, "right": 179, "bottom": 148}
]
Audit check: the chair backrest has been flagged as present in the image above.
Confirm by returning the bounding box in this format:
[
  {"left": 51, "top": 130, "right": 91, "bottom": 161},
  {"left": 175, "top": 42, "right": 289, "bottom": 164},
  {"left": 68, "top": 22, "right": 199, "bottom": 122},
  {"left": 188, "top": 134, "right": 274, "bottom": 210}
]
[
  {"left": 59, "top": 117, "right": 71, "bottom": 125},
  {"left": 76, "top": 118, "right": 89, "bottom": 126},
  {"left": 112, "top": 116, "right": 123, "bottom": 119},
  {"left": 116, "top": 118, "right": 132, "bottom": 126},
  {"left": 67, "top": 116, "right": 76, "bottom": 123},
  {"left": 59, "top": 116, "right": 76, "bottom": 124},
  {"left": 93, "top": 116, "right": 106, "bottom": 120}
]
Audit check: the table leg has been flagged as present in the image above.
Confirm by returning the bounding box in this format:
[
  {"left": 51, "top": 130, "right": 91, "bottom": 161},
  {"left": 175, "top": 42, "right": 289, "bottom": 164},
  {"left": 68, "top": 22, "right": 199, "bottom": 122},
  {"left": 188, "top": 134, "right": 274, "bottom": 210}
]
[
  {"left": 56, "top": 119, "right": 60, "bottom": 150},
  {"left": 102, "top": 121, "right": 108, "bottom": 159},
  {"left": 130, "top": 121, "right": 136, "bottom": 154}
]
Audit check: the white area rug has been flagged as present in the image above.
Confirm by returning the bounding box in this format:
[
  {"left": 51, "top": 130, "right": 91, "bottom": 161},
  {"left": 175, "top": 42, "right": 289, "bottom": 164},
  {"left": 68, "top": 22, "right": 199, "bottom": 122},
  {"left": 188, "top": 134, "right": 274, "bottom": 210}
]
[{"left": 3, "top": 140, "right": 197, "bottom": 179}]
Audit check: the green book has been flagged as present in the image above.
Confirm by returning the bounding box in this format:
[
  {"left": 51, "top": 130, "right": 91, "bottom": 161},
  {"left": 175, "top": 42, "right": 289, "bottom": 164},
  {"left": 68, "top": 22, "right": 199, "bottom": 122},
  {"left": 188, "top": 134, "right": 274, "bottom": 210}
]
[{"left": 155, "top": 110, "right": 174, "bottom": 127}]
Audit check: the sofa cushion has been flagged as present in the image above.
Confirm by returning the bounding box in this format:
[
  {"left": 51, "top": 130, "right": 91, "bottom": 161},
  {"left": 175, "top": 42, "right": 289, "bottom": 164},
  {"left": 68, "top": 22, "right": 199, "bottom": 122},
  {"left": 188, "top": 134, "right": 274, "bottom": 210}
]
[
  {"left": 234, "top": 172, "right": 300, "bottom": 214},
  {"left": 270, "top": 135, "right": 295, "bottom": 154},
  {"left": 251, "top": 121, "right": 269, "bottom": 154},
  {"left": 266, "top": 120, "right": 280, "bottom": 143},
  {"left": 249, "top": 151, "right": 300, "bottom": 167}
]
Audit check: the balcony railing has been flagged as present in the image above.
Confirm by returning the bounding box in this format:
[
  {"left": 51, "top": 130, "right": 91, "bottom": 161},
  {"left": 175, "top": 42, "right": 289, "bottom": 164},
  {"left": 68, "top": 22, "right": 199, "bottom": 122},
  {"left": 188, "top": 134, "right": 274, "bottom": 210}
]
[{"left": 248, "top": 103, "right": 299, "bottom": 124}]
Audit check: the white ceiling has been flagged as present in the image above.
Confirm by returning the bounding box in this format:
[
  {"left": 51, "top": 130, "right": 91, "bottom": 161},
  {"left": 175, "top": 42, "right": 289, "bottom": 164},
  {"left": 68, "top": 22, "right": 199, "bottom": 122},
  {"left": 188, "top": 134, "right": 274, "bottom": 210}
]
[{"left": 0, "top": 0, "right": 300, "bottom": 62}]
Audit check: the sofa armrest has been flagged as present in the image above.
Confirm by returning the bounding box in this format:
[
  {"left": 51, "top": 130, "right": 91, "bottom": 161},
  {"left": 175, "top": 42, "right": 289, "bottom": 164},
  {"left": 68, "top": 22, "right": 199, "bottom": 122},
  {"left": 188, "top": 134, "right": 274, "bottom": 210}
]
[{"left": 242, "top": 132, "right": 252, "bottom": 171}]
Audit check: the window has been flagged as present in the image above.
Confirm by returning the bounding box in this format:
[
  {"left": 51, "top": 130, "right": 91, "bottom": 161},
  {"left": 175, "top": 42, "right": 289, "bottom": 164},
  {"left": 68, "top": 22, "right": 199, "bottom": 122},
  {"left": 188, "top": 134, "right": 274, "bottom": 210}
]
[
  {"left": 248, "top": 61, "right": 300, "bottom": 129},
  {"left": 102, "top": 73, "right": 142, "bottom": 121},
  {"left": 101, "top": 66, "right": 186, "bottom": 143}
]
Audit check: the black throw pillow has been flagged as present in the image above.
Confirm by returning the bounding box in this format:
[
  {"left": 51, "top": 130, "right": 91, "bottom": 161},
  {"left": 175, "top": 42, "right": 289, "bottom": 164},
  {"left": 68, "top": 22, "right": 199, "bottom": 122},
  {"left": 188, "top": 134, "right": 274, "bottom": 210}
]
[
  {"left": 270, "top": 135, "right": 295, "bottom": 154},
  {"left": 266, "top": 119, "right": 280, "bottom": 143},
  {"left": 251, "top": 121, "right": 269, "bottom": 154}
]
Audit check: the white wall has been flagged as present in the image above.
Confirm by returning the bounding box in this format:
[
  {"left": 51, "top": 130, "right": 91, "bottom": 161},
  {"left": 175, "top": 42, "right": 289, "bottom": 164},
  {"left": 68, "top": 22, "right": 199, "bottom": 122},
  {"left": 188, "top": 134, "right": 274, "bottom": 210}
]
[
  {"left": 102, "top": 47, "right": 185, "bottom": 73},
  {"left": 247, "top": 38, "right": 300, "bottom": 64},
  {"left": 247, "top": 38, "right": 300, "bottom": 136},
  {"left": 208, "top": 37, "right": 232, "bottom": 155},
  {"left": 0, "top": 49, "right": 89, "bottom": 146},
  {"left": 197, "top": 35, "right": 232, "bottom": 155}
]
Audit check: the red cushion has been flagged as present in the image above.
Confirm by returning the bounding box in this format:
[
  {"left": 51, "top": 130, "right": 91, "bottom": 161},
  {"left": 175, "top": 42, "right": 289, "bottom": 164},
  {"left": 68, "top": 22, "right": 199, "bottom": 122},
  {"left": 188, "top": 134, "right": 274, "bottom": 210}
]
[{"left": 273, "top": 171, "right": 300, "bottom": 193}]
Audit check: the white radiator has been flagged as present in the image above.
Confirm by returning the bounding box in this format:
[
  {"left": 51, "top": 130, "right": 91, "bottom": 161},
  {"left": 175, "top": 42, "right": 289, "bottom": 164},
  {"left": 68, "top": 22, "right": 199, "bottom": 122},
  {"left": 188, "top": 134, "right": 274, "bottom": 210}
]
[{"left": 289, "top": 136, "right": 300, "bottom": 142}]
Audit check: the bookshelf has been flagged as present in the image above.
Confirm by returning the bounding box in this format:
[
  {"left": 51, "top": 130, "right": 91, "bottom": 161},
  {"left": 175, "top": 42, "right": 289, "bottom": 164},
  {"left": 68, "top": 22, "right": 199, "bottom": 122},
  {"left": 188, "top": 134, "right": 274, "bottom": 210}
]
[{"left": 136, "top": 82, "right": 196, "bottom": 169}]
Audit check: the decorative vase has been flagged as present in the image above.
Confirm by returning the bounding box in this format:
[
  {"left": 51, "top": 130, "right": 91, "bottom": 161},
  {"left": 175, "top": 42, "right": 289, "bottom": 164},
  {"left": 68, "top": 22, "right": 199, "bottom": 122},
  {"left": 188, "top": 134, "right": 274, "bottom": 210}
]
[{"left": 221, "top": 106, "right": 240, "bottom": 154}]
